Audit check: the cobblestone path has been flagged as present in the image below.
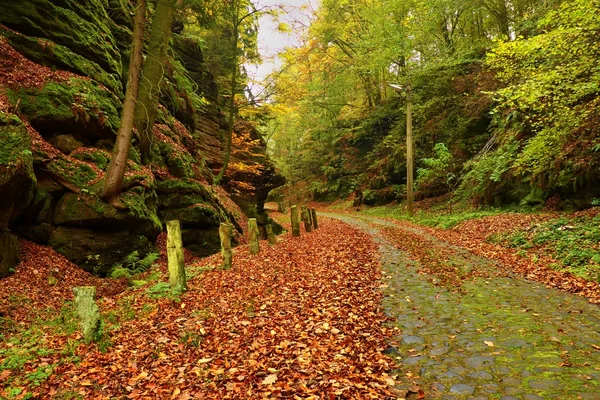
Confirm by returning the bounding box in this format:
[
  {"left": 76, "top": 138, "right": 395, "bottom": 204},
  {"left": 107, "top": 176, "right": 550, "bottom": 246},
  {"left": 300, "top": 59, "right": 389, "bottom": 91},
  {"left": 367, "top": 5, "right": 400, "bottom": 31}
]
[{"left": 324, "top": 214, "right": 600, "bottom": 399}]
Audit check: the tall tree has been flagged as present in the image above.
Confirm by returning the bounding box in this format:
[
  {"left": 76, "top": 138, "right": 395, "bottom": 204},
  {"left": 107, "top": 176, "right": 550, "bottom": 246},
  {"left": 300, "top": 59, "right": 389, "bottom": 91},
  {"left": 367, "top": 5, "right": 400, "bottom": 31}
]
[
  {"left": 213, "top": 0, "right": 263, "bottom": 186},
  {"left": 135, "top": 0, "right": 180, "bottom": 164},
  {"left": 100, "top": 0, "right": 147, "bottom": 206}
]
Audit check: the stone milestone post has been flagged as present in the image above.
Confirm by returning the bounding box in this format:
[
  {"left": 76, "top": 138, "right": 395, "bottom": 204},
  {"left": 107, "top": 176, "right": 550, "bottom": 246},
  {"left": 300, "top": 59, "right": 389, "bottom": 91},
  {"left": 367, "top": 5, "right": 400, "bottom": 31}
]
[
  {"left": 219, "top": 222, "right": 232, "bottom": 269},
  {"left": 166, "top": 220, "right": 187, "bottom": 293},
  {"left": 248, "top": 218, "right": 260, "bottom": 255},
  {"left": 290, "top": 205, "right": 300, "bottom": 237},
  {"left": 301, "top": 206, "right": 312, "bottom": 233},
  {"left": 311, "top": 208, "right": 319, "bottom": 229},
  {"left": 266, "top": 224, "right": 276, "bottom": 245},
  {"left": 73, "top": 286, "right": 101, "bottom": 343}
]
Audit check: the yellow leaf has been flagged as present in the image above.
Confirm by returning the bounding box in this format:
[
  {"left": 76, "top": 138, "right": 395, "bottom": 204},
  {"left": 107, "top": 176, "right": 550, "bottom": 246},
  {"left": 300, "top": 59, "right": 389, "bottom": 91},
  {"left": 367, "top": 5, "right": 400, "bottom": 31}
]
[
  {"left": 262, "top": 374, "right": 277, "bottom": 385},
  {"left": 484, "top": 340, "right": 494, "bottom": 347},
  {"left": 136, "top": 371, "right": 149, "bottom": 381}
]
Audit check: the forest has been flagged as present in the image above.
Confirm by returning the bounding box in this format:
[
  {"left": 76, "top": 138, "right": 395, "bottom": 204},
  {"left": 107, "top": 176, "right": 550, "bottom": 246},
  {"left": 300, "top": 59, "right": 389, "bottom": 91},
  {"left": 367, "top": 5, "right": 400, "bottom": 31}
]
[
  {"left": 0, "top": 0, "right": 600, "bottom": 398},
  {"left": 268, "top": 0, "right": 600, "bottom": 211}
]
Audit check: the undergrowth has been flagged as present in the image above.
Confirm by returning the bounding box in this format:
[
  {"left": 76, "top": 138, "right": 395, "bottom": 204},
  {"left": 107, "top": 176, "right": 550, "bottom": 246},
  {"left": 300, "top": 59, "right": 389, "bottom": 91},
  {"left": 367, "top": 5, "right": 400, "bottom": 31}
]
[{"left": 488, "top": 214, "right": 600, "bottom": 281}]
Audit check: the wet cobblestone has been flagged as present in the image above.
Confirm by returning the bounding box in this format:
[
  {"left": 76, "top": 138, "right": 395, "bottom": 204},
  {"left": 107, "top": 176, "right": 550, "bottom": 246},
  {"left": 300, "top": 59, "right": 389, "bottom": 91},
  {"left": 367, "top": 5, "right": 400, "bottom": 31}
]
[{"left": 324, "top": 214, "right": 600, "bottom": 399}]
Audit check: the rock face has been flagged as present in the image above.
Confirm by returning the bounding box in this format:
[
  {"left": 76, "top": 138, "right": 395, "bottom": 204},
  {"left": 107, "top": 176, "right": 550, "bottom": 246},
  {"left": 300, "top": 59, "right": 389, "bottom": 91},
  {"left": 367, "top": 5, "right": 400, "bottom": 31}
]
[{"left": 0, "top": 0, "right": 284, "bottom": 274}]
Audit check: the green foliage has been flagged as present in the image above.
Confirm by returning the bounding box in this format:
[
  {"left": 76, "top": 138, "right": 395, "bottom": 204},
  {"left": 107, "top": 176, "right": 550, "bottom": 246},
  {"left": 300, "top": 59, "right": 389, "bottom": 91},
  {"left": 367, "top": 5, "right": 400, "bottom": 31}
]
[
  {"left": 485, "top": 0, "right": 600, "bottom": 193},
  {"left": 0, "top": 305, "right": 81, "bottom": 391},
  {"left": 417, "top": 143, "right": 456, "bottom": 195},
  {"left": 110, "top": 251, "right": 160, "bottom": 278},
  {"left": 495, "top": 215, "right": 600, "bottom": 280},
  {"left": 146, "top": 282, "right": 180, "bottom": 300}
]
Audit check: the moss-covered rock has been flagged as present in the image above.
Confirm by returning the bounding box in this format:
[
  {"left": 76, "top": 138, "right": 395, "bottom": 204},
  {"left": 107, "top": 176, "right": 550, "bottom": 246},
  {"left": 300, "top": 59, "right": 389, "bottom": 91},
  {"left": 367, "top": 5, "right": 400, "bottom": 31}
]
[
  {"left": 0, "top": 231, "right": 20, "bottom": 278},
  {"left": 181, "top": 228, "right": 222, "bottom": 257},
  {"left": 54, "top": 192, "right": 161, "bottom": 237},
  {"left": 0, "top": 0, "right": 122, "bottom": 77},
  {"left": 71, "top": 148, "right": 110, "bottom": 171},
  {"left": 45, "top": 156, "right": 100, "bottom": 190},
  {"left": 155, "top": 178, "right": 212, "bottom": 195},
  {"left": 1, "top": 28, "right": 122, "bottom": 93},
  {"left": 0, "top": 112, "right": 36, "bottom": 229},
  {"left": 159, "top": 203, "right": 222, "bottom": 228},
  {"left": 7, "top": 78, "right": 120, "bottom": 141},
  {"left": 48, "top": 134, "right": 84, "bottom": 154},
  {"left": 49, "top": 227, "right": 154, "bottom": 275}
]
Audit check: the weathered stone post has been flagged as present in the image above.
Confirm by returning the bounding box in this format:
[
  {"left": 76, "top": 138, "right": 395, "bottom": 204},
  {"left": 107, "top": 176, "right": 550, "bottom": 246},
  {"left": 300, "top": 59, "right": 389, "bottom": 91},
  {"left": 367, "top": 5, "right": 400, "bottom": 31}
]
[
  {"left": 311, "top": 208, "right": 319, "bottom": 229},
  {"left": 73, "top": 286, "right": 101, "bottom": 343},
  {"left": 266, "top": 224, "right": 276, "bottom": 245},
  {"left": 290, "top": 205, "right": 300, "bottom": 237},
  {"left": 301, "top": 206, "right": 312, "bottom": 233},
  {"left": 219, "top": 222, "right": 232, "bottom": 268},
  {"left": 248, "top": 218, "right": 260, "bottom": 255},
  {"left": 166, "top": 220, "right": 186, "bottom": 293}
]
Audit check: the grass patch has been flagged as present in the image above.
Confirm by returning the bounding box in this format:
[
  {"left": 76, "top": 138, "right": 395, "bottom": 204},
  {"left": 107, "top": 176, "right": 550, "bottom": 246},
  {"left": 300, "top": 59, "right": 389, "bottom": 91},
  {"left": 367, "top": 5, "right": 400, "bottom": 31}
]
[
  {"left": 491, "top": 214, "right": 600, "bottom": 280},
  {"left": 361, "top": 204, "right": 532, "bottom": 229},
  {"left": 0, "top": 305, "right": 82, "bottom": 395}
]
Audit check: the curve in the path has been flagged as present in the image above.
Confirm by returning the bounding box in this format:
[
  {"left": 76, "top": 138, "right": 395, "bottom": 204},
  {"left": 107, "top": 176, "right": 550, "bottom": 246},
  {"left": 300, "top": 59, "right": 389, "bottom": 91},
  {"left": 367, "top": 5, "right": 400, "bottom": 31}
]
[{"left": 324, "top": 213, "right": 600, "bottom": 400}]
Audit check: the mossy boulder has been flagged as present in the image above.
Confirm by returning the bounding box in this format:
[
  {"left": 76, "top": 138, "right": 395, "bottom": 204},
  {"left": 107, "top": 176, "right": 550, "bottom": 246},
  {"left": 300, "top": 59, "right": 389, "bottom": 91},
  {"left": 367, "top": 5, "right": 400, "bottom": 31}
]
[
  {"left": 48, "top": 134, "right": 84, "bottom": 154},
  {"left": 54, "top": 192, "right": 161, "bottom": 237},
  {"left": 181, "top": 228, "right": 222, "bottom": 257},
  {"left": 0, "top": 0, "right": 122, "bottom": 77},
  {"left": 7, "top": 78, "right": 120, "bottom": 142},
  {"left": 155, "top": 178, "right": 212, "bottom": 195},
  {"left": 0, "top": 232, "right": 20, "bottom": 278},
  {"left": 1, "top": 28, "right": 122, "bottom": 93},
  {"left": 159, "top": 203, "right": 222, "bottom": 228},
  {"left": 49, "top": 227, "right": 154, "bottom": 275},
  {"left": 0, "top": 112, "right": 36, "bottom": 229}
]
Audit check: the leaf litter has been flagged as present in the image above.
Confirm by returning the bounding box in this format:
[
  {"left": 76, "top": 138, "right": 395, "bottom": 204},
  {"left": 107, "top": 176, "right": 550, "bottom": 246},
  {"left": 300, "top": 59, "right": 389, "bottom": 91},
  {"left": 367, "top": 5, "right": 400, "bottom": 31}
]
[{"left": 2, "top": 218, "right": 398, "bottom": 399}]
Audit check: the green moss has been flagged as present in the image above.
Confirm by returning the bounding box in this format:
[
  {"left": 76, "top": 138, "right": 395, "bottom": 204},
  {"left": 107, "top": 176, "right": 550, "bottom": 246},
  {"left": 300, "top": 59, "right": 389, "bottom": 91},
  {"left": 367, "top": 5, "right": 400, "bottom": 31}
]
[
  {"left": 159, "top": 203, "right": 221, "bottom": 227},
  {"left": 155, "top": 178, "right": 213, "bottom": 196},
  {"left": 155, "top": 140, "right": 196, "bottom": 179},
  {"left": 46, "top": 157, "right": 98, "bottom": 189},
  {"left": 1, "top": 28, "right": 121, "bottom": 93},
  {"left": 6, "top": 77, "right": 120, "bottom": 135},
  {"left": 0, "top": 112, "right": 33, "bottom": 166},
  {"left": 120, "top": 189, "right": 162, "bottom": 232},
  {"left": 71, "top": 149, "right": 110, "bottom": 170},
  {"left": 0, "top": 0, "right": 122, "bottom": 76}
]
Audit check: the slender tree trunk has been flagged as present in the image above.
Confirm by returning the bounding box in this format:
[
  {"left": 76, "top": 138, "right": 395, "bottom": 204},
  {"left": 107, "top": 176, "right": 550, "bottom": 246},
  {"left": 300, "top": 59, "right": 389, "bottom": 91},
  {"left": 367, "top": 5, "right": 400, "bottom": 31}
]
[
  {"left": 135, "top": 0, "right": 178, "bottom": 164},
  {"left": 100, "top": 0, "right": 147, "bottom": 206},
  {"left": 213, "top": 1, "right": 240, "bottom": 186}
]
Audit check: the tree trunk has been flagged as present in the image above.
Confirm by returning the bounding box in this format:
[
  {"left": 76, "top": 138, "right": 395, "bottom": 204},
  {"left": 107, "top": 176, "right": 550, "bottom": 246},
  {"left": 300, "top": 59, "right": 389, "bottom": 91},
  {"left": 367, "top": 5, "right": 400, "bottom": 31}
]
[
  {"left": 135, "top": 0, "right": 178, "bottom": 164},
  {"left": 100, "top": 0, "right": 147, "bottom": 206},
  {"left": 311, "top": 208, "right": 318, "bottom": 229},
  {"left": 213, "top": 1, "right": 240, "bottom": 186}
]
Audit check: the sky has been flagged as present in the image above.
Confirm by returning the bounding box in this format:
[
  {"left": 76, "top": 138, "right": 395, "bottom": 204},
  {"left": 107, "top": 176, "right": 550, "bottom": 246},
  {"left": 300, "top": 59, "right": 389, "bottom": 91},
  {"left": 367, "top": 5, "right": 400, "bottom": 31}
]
[{"left": 246, "top": 0, "right": 319, "bottom": 96}]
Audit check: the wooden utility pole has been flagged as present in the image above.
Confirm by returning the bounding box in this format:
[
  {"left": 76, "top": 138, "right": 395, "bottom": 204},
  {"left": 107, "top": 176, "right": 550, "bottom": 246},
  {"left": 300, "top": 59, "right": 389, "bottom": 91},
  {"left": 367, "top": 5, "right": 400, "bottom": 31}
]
[
  {"left": 389, "top": 83, "right": 414, "bottom": 217},
  {"left": 406, "top": 84, "right": 414, "bottom": 217}
]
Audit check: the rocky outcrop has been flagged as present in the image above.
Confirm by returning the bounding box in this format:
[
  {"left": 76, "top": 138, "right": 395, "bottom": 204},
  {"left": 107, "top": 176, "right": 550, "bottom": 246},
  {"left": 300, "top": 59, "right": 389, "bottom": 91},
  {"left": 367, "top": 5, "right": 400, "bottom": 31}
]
[{"left": 0, "top": 0, "right": 283, "bottom": 274}]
